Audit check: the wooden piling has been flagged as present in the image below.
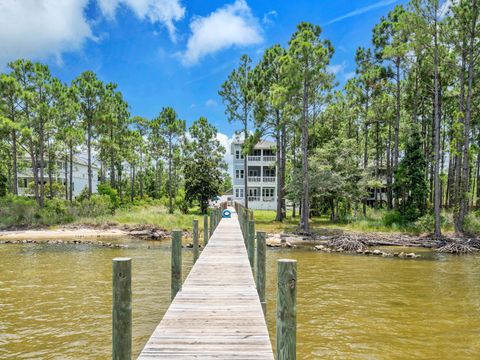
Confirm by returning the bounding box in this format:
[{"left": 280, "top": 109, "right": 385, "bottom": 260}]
[
  {"left": 203, "top": 214, "right": 209, "bottom": 246},
  {"left": 193, "top": 219, "right": 199, "bottom": 264},
  {"left": 171, "top": 230, "right": 182, "bottom": 300},
  {"left": 247, "top": 220, "right": 255, "bottom": 269},
  {"left": 112, "top": 257, "right": 132, "bottom": 360},
  {"left": 276, "top": 259, "right": 297, "bottom": 360},
  {"left": 256, "top": 231, "right": 266, "bottom": 314},
  {"left": 209, "top": 210, "right": 214, "bottom": 237},
  {"left": 243, "top": 210, "right": 249, "bottom": 244}
]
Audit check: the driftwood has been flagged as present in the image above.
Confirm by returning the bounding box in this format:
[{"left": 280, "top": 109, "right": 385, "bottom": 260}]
[
  {"left": 437, "top": 241, "right": 478, "bottom": 254},
  {"left": 326, "top": 235, "right": 366, "bottom": 252}
]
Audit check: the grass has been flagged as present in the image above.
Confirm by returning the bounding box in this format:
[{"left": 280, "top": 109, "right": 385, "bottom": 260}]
[
  {"left": 75, "top": 204, "right": 207, "bottom": 233},
  {"left": 253, "top": 208, "right": 458, "bottom": 236}
]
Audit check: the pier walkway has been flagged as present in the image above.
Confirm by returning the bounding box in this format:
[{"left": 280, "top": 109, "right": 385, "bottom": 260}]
[{"left": 137, "top": 209, "right": 274, "bottom": 359}]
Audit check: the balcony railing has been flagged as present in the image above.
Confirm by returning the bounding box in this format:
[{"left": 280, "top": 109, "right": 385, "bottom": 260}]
[
  {"left": 263, "top": 176, "right": 276, "bottom": 182},
  {"left": 248, "top": 176, "right": 261, "bottom": 182},
  {"left": 246, "top": 155, "right": 276, "bottom": 162},
  {"left": 263, "top": 156, "right": 276, "bottom": 162}
]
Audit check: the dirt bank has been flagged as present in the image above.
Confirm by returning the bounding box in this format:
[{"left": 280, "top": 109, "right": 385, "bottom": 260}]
[{"left": 0, "top": 224, "right": 172, "bottom": 241}]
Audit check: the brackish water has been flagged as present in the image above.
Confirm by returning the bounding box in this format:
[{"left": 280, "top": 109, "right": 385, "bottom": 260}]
[{"left": 0, "top": 239, "right": 479, "bottom": 359}]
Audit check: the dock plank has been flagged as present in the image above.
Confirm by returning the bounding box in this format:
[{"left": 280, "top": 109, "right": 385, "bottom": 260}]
[{"left": 137, "top": 209, "right": 274, "bottom": 359}]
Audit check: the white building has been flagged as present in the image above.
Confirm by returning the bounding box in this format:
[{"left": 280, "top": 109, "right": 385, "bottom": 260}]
[
  {"left": 17, "top": 155, "right": 99, "bottom": 198},
  {"left": 231, "top": 138, "right": 277, "bottom": 210}
]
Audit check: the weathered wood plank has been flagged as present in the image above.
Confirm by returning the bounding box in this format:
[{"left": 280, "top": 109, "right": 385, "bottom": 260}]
[{"left": 137, "top": 208, "right": 273, "bottom": 359}]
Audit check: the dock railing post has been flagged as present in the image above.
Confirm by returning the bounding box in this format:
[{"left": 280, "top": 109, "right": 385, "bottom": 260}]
[
  {"left": 247, "top": 220, "right": 255, "bottom": 270},
  {"left": 243, "top": 210, "right": 249, "bottom": 244},
  {"left": 171, "top": 230, "right": 182, "bottom": 300},
  {"left": 276, "top": 259, "right": 297, "bottom": 360},
  {"left": 209, "top": 210, "right": 214, "bottom": 238},
  {"left": 256, "top": 231, "right": 266, "bottom": 315},
  {"left": 193, "top": 219, "right": 199, "bottom": 264},
  {"left": 203, "top": 214, "right": 208, "bottom": 246},
  {"left": 112, "top": 257, "right": 132, "bottom": 360}
]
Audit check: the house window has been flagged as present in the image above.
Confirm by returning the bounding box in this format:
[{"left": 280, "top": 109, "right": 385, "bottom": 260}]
[
  {"left": 235, "top": 150, "right": 244, "bottom": 159},
  {"left": 235, "top": 169, "right": 244, "bottom": 179},
  {"left": 18, "top": 178, "right": 28, "bottom": 188},
  {"left": 262, "top": 188, "right": 274, "bottom": 198},
  {"left": 264, "top": 167, "right": 275, "bottom": 177},
  {"left": 235, "top": 188, "right": 244, "bottom": 198}
]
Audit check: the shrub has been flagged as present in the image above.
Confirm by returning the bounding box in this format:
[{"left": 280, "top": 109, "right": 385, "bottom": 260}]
[
  {"left": 414, "top": 213, "right": 434, "bottom": 232},
  {"left": 463, "top": 212, "right": 480, "bottom": 235},
  {"left": 97, "top": 183, "right": 119, "bottom": 209},
  {"left": 0, "top": 195, "right": 39, "bottom": 226},
  {"left": 383, "top": 211, "right": 404, "bottom": 227},
  {"left": 74, "top": 194, "right": 113, "bottom": 218},
  {"left": 38, "top": 198, "right": 74, "bottom": 225}
]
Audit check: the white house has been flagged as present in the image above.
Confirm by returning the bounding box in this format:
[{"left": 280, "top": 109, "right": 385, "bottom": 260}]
[
  {"left": 17, "top": 155, "right": 99, "bottom": 198},
  {"left": 231, "top": 137, "right": 277, "bottom": 210}
]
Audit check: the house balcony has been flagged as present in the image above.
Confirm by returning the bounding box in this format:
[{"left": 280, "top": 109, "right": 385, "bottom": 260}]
[
  {"left": 246, "top": 155, "right": 276, "bottom": 163},
  {"left": 246, "top": 176, "right": 276, "bottom": 184}
]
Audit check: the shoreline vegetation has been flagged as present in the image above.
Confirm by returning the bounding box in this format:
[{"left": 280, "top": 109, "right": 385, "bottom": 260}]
[{"left": 1, "top": 202, "right": 479, "bottom": 254}]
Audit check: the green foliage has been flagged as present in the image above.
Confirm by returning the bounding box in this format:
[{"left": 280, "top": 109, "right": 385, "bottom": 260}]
[
  {"left": 73, "top": 195, "right": 113, "bottom": 218},
  {"left": 184, "top": 117, "right": 226, "bottom": 214},
  {"left": 394, "top": 126, "right": 428, "bottom": 222},
  {"left": 97, "top": 183, "right": 119, "bottom": 209}
]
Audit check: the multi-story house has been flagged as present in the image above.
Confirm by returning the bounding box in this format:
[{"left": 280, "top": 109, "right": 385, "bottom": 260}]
[
  {"left": 231, "top": 137, "right": 277, "bottom": 210},
  {"left": 17, "top": 155, "right": 99, "bottom": 198}
]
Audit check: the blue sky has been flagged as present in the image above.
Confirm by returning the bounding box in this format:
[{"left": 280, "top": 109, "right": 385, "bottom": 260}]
[{"left": 0, "top": 0, "right": 408, "bottom": 143}]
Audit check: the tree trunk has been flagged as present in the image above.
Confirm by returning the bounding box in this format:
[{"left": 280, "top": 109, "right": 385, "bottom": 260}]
[
  {"left": 275, "top": 113, "right": 283, "bottom": 221},
  {"left": 281, "top": 123, "right": 287, "bottom": 218},
  {"left": 168, "top": 134, "right": 173, "bottom": 213},
  {"left": 300, "top": 78, "right": 310, "bottom": 233},
  {"left": 433, "top": 14, "right": 441, "bottom": 239},
  {"left": 39, "top": 119, "right": 45, "bottom": 207},
  {"left": 69, "top": 144, "right": 74, "bottom": 201},
  {"left": 386, "top": 119, "right": 393, "bottom": 209},
  {"left": 87, "top": 122, "right": 93, "bottom": 197},
  {"left": 393, "top": 59, "right": 401, "bottom": 207},
  {"left": 11, "top": 128, "right": 18, "bottom": 195},
  {"left": 64, "top": 153, "right": 68, "bottom": 200},
  {"left": 457, "top": 0, "right": 478, "bottom": 232},
  {"left": 243, "top": 119, "right": 249, "bottom": 209}
]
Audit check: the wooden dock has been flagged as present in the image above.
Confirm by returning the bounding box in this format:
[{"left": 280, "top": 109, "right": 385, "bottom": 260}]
[{"left": 137, "top": 208, "right": 274, "bottom": 359}]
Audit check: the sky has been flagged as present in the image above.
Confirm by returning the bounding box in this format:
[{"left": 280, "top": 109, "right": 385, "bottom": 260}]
[{"left": 0, "top": 0, "right": 410, "bottom": 157}]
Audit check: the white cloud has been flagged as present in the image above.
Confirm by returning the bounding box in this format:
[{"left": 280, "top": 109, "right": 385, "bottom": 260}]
[
  {"left": 262, "top": 10, "right": 277, "bottom": 24},
  {"left": 325, "top": 0, "right": 399, "bottom": 25},
  {"left": 327, "top": 62, "right": 347, "bottom": 75},
  {"left": 205, "top": 99, "right": 218, "bottom": 107},
  {"left": 181, "top": 0, "right": 263, "bottom": 65},
  {"left": 344, "top": 71, "right": 356, "bottom": 80},
  {"left": 217, "top": 132, "right": 235, "bottom": 174},
  {"left": 97, "top": 0, "right": 185, "bottom": 41},
  {"left": 0, "top": 0, "right": 93, "bottom": 66}
]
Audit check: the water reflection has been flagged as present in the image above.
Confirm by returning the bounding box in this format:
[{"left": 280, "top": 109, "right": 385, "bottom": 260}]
[{"left": 0, "top": 241, "right": 479, "bottom": 359}]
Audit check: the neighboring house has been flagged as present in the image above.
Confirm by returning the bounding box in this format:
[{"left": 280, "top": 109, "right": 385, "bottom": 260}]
[
  {"left": 365, "top": 167, "right": 388, "bottom": 207},
  {"left": 17, "top": 155, "right": 99, "bottom": 198},
  {"left": 231, "top": 137, "right": 277, "bottom": 210}
]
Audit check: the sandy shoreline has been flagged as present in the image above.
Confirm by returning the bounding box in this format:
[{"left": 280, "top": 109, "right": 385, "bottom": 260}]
[{"left": 0, "top": 227, "right": 129, "bottom": 240}]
